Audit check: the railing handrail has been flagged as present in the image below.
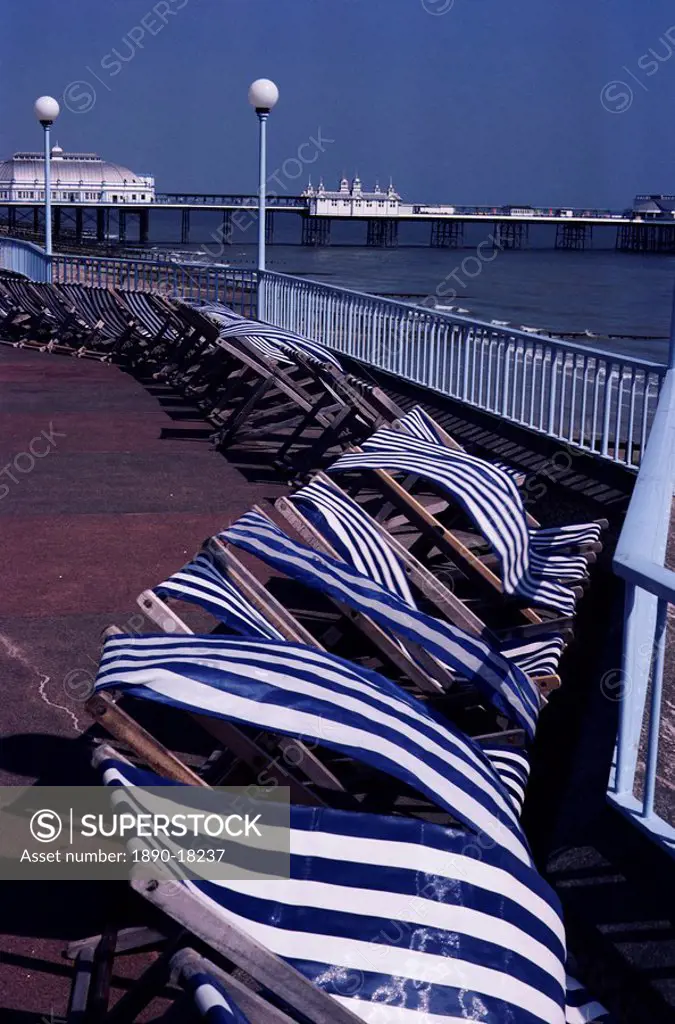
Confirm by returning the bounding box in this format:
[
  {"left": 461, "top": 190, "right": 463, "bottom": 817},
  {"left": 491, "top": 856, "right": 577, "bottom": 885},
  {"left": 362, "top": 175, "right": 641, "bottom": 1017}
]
[
  {"left": 260, "top": 269, "right": 668, "bottom": 372},
  {"left": 0, "top": 236, "right": 53, "bottom": 259},
  {"left": 614, "top": 366, "right": 675, "bottom": 578}
]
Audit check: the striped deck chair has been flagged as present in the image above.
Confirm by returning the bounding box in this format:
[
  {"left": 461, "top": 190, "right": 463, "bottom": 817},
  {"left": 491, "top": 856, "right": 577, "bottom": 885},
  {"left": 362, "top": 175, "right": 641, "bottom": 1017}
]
[
  {"left": 149, "top": 534, "right": 448, "bottom": 701},
  {"left": 185, "top": 310, "right": 401, "bottom": 467},
  {"left": 400, "top": 403, "right": 529, "bottom": 487},
  {"left": 28, "top": 282, "right": 93, "bottom": 351},
  {"left": 93, "top": 749, "right": 571, "bottom": 1023},
  {"left": 135, "top": 549, "right": 348, "bottom": 799},
  {"left": 53, "top": 283, "right": 135, "bottom": 359},
  {"left": 165, "top": 304, "right": 340, "bottom": 449},
  {"left": 282, "top": 474, "right": 567, "bottom": 687},
  {"left": 480, "top": 744, "right": 531, "bottom": 818},
  {"left": 95, "top": 631, "right": 533, "bottom": 860},
  {"left": 220, "top": 510, "right": 541, "bottom": 738},
  {"left": 397, "top": 405, "right": 605, "bottom": 559},
  {"left": 1, "top": 277, "right": 59, "bottom": 349},
  {"left": 0, "top": 279, "right": 34, "bottom": 342},
  {"left": 331, "top": 428, "right": 581, "bottom": 618}
]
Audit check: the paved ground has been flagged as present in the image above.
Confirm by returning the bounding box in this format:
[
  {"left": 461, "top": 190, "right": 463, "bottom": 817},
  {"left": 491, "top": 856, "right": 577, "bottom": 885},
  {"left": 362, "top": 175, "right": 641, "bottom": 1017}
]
[{"left": 0, "top": 347, "right": 286, "bottom": 1021}]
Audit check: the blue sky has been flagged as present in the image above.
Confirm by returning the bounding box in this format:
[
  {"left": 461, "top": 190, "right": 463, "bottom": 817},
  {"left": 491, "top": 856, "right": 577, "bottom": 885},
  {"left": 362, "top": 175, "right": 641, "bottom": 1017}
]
[{"left": 2, "top": 0, "right": 674, "bottom": 207}]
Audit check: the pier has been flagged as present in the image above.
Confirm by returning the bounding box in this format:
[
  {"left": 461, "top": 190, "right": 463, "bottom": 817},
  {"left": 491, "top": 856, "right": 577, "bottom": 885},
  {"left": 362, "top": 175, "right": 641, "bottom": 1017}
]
[{"left": 2, "top": 181, "right": 674, "bottom": 249}]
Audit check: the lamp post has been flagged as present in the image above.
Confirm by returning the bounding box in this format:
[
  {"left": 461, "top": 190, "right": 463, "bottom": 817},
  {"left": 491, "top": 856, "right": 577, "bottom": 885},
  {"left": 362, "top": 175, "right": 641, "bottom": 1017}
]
[
  {"left": 248, "top": 78, "right": 279, "bottom": 274},
  {"left": 34, "top": 96, "right": 60, "bottom": 270}
]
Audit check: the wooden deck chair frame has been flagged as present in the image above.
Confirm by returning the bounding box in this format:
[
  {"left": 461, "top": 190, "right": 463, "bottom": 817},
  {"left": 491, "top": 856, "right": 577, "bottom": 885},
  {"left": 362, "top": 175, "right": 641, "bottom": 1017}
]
[
  {"left": 275, "top": 478, "right": 561, "bottom": 700},
  {"left": 270, "top": 359, "right": 406, "bottom": 479},
  {"left": 391, "top": 410, "right": 607, "bottom": 556},
  {"left": 135, "top": 548, "right": 348, "bottom": 801},
  {"left": 66, "top": 744, "right": 364, "bottom": 1024},
  {"left": 51, "top": 283, "right": 136, "bottom": 360},
  {"left": 0, "top": 278, "right": 61, "bottom": 350},
  {"left": 135, "top": 523, "right": 450, "bottom": 783},
  {"left": 335, "top": 445, "right": 585, "bottom": 627}
]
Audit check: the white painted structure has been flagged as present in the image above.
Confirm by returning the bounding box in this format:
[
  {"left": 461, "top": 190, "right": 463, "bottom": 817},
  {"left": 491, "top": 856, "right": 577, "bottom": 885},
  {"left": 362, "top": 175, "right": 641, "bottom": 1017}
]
[
  {"left": 0, "top": 147, "right": 155, "bottom": 204},
  {"left": 302, "top": 176, "right": 411, "bottom": 217}
]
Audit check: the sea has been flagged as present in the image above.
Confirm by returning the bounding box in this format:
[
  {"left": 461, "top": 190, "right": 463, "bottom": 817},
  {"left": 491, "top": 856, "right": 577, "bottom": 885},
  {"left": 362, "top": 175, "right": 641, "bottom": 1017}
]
[{"left": 126, "top": 217, "right": 675, "bottom": 364}]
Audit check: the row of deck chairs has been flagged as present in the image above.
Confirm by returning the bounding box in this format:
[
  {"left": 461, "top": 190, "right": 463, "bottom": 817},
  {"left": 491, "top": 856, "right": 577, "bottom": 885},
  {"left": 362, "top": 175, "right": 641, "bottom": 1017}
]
[
  {"left": 1, "top": 275, "right": 614, "bottom": 1018},
  {"left": 71, "top": 406, "right": 612, "bottom": 1021},
  {"left": 0, "top": 275, "right": 185, "bottom": 362}
]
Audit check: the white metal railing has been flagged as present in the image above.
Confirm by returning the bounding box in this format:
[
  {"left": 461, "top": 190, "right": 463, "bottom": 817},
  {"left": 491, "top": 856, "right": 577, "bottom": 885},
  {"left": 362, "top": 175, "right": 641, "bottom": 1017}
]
[
  {"left": 259, "top": 270, "right": 666, "bottom": 470},
  {"left": 0, "top": 237, "right": 667, "bottom": 470},
  {"left": 610, "top": 294, "right": 675, "bottom": 854},
  {"left": 0, "top": 237, "right": 52, "bottom": 282}
]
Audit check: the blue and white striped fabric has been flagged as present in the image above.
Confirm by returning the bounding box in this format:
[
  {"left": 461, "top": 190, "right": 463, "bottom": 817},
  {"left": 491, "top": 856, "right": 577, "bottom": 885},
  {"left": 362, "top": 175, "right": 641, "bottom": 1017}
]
[
  {"left": 184, "top": 969, "right": 253, "bottom": 1023},
  {"left": 399, "top": 405, "right": 598, "bottom": 561},
  {"left": 291, "top": 477, "right": 565, "bottom": 679},
  {"left": 100, "top": 752, "right": 568, "bottom": 1023},
  {"left": 291, "top": 477, "right": 415, "bottom": 606},
  {"left": 530, "top": 523, "right": 603, "bottom": 553},
  {"left": 395, "top": 405, "right": 447, "bottom": 445},
  {"left": 330, "top": 427, "right": 578, "bottom": 616},
  {"left": 197, "top": 304, "right": 294, "bottom": 363},
  {"left": 155, "top": 552, "right": 284, "bottom": 641},
  {"left": 565, "top": 975, "right": 614, "bottom": 1022},
  {"left": 498, "top": 633, "right": 565, "bottom": 679},
  {"left": 96, "top": 632, "right": 532, "bottom": 864},
  {"left": 397, "top": 406, "right": 526, "bottom": 485},
  {"left": 221, "top": 511, "right": 541, "bottom": 739},
  {"left": 214, "top": 317, "right": 344, "bottom": 371},
  {"left": 480, "top": 746, "right": 531, "bottom": 818}
]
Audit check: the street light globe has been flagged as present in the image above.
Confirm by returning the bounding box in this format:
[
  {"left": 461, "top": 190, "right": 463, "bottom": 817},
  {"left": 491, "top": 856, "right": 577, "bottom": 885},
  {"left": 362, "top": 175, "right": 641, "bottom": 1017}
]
[
  {"left": 248, "top": 79, "right": 279, "bottom": 113},
  {"left": 34, "top": 96, "right": 60, "bottom": 124}
]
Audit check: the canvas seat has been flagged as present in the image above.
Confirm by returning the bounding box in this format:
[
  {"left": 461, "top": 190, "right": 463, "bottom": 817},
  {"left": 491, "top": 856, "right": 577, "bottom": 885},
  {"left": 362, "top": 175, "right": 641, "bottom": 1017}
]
[
  {"left": 219, "top": 509, "right": 541, "bottom": 738},
  {"left": 281, "top": 474, "right": 567, "bottom": 687},
  {"left": 330, "top": 428, "right": 583, "bottom": 619},
  {"left": 85, "top": 748, "right": 570, "bottom": 1023}
]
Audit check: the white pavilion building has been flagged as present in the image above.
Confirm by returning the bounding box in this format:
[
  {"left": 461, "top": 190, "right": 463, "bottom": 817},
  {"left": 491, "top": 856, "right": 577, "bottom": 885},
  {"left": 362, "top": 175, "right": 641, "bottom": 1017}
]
[
  {"left": 0, "top": 146, "right": 155, "bottom": 204},
  {"left": 302, "top": 175, "right": 403, "bottom": 217}
]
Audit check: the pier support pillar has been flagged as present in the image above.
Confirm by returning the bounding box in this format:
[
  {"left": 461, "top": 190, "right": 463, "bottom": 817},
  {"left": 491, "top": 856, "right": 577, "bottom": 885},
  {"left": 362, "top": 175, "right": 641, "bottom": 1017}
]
[
  {"left": 220, "top": 210, "right": 233, "bottom": 245},
  {"left": 493, "top": 221, "right": 528, "bottom": 250},
  {"left": 7, "top": 207, "right": 16, "bottom": 233},
  {"left": 139, "top": 208, "right": 149, "bottom": 244},
  {"left": 119, "top": 210, "right": 127, "bottom": 243},
  {"left": 366, "top": 219, "right": 398, "bottom": 247},
  {"left": 555, "top": 223, "right": 592, "bottom": 250},
  {"left": 616, "top": 222, "right": 675, "bottom": 253},
  {"left": 265, "top": 211, "right": 274, "bottom": 245},
  {"left": 53, "top": 206, "right": 61, "bottom": 241},
  {"left": 96, "top": 208, "right": 105, "bottom": 242},
  {"left": 301, "top": 216, "right": 331, "bottom": 246},
  {"left": 181, "top": 209, "right": 190, "bottom": 245},
  {"left": 75, "top": 207, "right": 83, "bottom": 243},
  {"left": 430, "top": 220, "right": 463, "bottom": 247},
  {"left": 33, "top": 205, "right": 39, "bottom": 234}
]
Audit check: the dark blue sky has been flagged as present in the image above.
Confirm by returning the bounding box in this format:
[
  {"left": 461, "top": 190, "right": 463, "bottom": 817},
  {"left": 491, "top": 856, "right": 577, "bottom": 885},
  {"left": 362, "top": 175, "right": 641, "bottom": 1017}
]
[{"left": 2, "top": 0, "right": 674, "bottom": 206}]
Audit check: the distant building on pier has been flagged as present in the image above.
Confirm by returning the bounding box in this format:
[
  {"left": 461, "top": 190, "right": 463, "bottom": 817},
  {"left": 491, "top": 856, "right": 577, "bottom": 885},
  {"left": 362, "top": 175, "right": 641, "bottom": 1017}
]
[
  {"left": 0, "top": 147, "right": 155, "bottom": 204},
  {"left": 633, "top": 194, "right": 675, "bottom": 218},
  {"left": 302, "top": 175, "right": 403, "bottom": 217}
]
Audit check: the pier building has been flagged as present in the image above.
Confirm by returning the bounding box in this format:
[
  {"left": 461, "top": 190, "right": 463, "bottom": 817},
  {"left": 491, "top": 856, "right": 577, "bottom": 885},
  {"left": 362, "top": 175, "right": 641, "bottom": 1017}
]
[{"left": 0, "top": 147, "right": 155, "bottom": 204}]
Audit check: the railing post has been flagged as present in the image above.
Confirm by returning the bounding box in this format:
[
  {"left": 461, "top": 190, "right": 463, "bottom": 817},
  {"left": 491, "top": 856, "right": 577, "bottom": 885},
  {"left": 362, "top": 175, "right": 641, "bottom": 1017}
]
[{"left": 601, "top": 362, "right": 614, "bottom": 457}]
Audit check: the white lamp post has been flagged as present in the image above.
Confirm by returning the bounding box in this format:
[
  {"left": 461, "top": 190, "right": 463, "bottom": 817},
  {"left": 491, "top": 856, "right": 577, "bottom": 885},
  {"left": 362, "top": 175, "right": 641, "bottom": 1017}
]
[
  {"left": 248, "top": 78, "right": 279, "bottom": 273},
  {"left": 34, "top": 96, "right": 60, "bottom": 266}
]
